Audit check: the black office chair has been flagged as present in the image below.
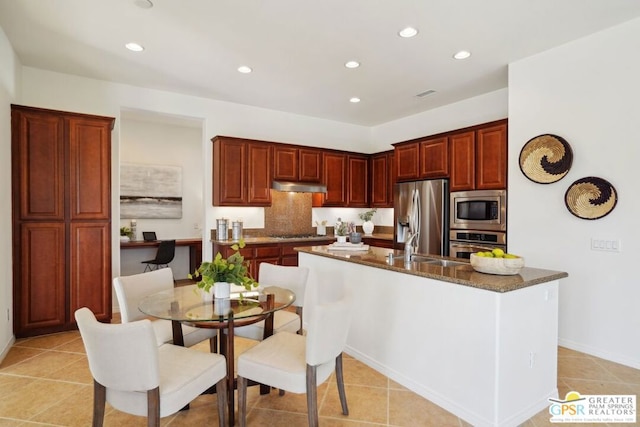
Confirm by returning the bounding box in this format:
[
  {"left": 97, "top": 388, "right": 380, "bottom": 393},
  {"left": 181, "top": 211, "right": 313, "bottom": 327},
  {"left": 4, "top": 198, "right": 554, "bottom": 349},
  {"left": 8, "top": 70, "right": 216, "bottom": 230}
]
[{"left": 142, "top": 240, "right": 176, "bottom": 272}]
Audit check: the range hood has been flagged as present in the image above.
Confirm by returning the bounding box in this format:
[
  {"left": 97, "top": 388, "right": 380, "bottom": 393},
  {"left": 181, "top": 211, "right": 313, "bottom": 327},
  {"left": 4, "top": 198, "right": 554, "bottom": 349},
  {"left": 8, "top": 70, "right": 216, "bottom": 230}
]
[{"left": 272, "top": 181, "right": 327, "bottom": 193}]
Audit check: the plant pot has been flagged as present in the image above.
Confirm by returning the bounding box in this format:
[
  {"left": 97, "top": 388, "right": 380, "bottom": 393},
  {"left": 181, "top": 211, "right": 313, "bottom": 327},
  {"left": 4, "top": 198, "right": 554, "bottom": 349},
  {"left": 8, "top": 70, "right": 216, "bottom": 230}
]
[
  {"left": 120, "top": 236, "right": 130, "bottom": 242},
  {"left": 214, "top": 281, "right": 231, "bottom": 299},
  {"left": 336, "top": 235, "right": 347, "bottom": 243},
  {"left": 362, "top": 220, "right": 374, "bottom": 236},
  {"left": 349, "top": 232, "right": 362, "bottom": 244}
]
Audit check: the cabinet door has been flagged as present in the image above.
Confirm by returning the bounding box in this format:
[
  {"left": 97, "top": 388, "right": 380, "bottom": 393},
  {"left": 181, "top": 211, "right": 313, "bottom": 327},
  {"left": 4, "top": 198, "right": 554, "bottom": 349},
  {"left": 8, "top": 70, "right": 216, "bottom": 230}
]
[
  {"left": 213, "top": 138, "right": 246, "bottom": 205},
  {"left": 420, "top": 137, "right": 449, "bottom": 179},
  {"left": 299, "top": 148, "right": 322, "bottom": 182},
  {"left": 12, "top": 109, "right": 65, "bottom": 221},
  {"left": 69, "top": 222, "right": 111, "bottom": 321},
  {"left": 370, "top": 153, "right": 390, "bottom": 207},
  {"left": 247, "top": 142, "right": 272, "bottom": 205},
  {"left": 68, "top": 117, "right": 112, "bottom": 220},
  {"left": 347, "top": 155, "right": 368, "bottom": 207},
  {"left": 449, "top": 131, "right": 476, "bottom": 192},
  {"left": 18, "top": 223, "right": 66, "bottom": 331},
  {"left": 395, "top": 143, "right": 420, "bottom": 182},
  {"left": 321, "top": 152, "right": 347, "bottom": 206},
  {"left": 273, "top": 146, "right": 298, "bottom": 181},
  {"left": 476, "top": 123, "right": 507, "bottom": 190}
]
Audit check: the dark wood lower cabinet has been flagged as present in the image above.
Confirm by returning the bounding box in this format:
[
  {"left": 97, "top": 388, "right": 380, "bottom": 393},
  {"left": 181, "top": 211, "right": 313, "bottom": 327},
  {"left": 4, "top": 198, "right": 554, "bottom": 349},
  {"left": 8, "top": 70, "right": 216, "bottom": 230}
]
[{"left": 213, "top": 240, "right": 333, "bottom": 280}]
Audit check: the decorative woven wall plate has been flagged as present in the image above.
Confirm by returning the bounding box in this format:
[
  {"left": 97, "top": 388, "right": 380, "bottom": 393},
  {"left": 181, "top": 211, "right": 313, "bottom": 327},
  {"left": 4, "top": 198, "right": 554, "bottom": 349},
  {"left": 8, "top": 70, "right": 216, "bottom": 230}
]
[
  {"left": 564, "top": 177, "right": 617, "bottom": 220},
  {"left": 519, "top": 134, "right": 573, "bottom": 184}
]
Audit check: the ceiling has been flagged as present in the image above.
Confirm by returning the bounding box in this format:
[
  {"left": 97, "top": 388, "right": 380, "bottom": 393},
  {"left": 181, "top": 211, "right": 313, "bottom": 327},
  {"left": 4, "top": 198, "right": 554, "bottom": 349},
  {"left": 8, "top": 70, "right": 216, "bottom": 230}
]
[{"left": 2, "top": 0, "right": 640, "bottom": 126}]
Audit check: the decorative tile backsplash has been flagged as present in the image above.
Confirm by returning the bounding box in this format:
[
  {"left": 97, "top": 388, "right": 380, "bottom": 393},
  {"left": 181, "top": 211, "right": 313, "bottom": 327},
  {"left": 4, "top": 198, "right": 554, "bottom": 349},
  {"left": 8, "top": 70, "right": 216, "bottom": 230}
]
[{"left": 264, "top": 190, "right": 314, "bottom": 235}]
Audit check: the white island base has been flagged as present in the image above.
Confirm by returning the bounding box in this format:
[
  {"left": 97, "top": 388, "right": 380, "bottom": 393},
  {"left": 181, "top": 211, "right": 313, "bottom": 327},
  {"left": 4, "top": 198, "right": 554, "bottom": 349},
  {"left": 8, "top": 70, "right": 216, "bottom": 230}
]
[{"left": 299, "top": 252, "right": 560, "bottom": 427}]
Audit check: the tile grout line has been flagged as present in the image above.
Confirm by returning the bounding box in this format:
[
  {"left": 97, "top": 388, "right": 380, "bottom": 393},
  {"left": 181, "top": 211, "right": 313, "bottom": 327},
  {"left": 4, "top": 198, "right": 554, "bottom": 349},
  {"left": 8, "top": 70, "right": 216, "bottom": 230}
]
[{"left": 387, "top": 376, "right": 391, "bottom": 426}]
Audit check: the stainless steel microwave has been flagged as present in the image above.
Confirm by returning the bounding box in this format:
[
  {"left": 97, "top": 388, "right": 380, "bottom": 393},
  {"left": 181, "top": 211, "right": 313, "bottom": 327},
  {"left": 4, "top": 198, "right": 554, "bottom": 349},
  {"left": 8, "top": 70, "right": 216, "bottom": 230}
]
[{"left": 450, "top": 190, "right": 506, "bottom": 232}]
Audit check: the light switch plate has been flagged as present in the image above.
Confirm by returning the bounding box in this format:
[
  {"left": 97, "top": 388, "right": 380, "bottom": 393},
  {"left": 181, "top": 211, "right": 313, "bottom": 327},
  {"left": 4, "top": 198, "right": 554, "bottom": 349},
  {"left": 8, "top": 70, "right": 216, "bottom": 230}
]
[{"left": 590, "top": 238, "right": 621, "bottom": 252}]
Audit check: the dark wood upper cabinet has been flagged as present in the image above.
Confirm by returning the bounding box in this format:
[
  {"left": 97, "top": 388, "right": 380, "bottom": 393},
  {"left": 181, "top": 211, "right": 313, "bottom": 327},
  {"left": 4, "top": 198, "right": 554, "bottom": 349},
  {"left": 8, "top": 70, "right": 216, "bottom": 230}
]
[
  {"left": 394, "top": 119, "right": 507, "bottom": 192},
  {"left": 14, "top": 111, "right": 65, "bottom": 221},
  {"left": 247, "top": 143, "right": 272, "bottom": 205},
  {"left": 394, "top": 142, "right": 420, "bottom": 182},
  {"left": 320, "top": 152, "right": 347, "bottom": 206},
  {"left": 212, "top": 136, "right": 271, "bottom": 206},
  {"left": 420, "top": 136, "right": 449, "bottom": 179},
  {"left": 370, "top": 150, "right": 394, "bottom": 208},
  {"left": 68, "top": 117, "right": 112, "bottom": 220},
  {"left": 213, "top": 118, "right": 505, "bottom": 208},
  {"left": 450, "top": 120, "right": 507, "bottom": 192},
  {"left": 347, "top": 155, "right": 368, "bottom": 207},
  {"left": 273, "top": 145, "right": 322, "bottom": 183},
  {"left": 12, "top": 105, "right": 114, "bottom": 337},
  {"left": 449, "top": 131, "right": 476, "bottom": 192},
  {"left": 395, "top": 135, "right": 449, "bottom": 182},
  {"left": 298, "top": 148, "right": 322, "bottom": 182},
  {"left": 213, "top": 137, "right": 247, "bottom": 205},
  {"left": 273, "top": 146, "right": 298, "bottom": 181},
  {"left": 475, "top": 122, "right": 507, "bottom": 190}
]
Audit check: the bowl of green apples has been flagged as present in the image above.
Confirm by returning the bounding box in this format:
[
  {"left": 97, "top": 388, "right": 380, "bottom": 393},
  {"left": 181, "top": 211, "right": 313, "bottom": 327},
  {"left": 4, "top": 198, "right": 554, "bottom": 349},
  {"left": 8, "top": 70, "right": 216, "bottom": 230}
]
[{"left": 470, "top": 248, "right": 524, "bottom": 275}]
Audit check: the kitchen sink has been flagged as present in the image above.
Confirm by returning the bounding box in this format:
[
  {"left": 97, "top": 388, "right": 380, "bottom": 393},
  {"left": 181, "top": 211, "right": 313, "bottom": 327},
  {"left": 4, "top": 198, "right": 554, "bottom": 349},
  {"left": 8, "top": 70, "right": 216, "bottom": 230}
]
[{"left": 407, "top": 255, "right": 467, "bottom": 267}]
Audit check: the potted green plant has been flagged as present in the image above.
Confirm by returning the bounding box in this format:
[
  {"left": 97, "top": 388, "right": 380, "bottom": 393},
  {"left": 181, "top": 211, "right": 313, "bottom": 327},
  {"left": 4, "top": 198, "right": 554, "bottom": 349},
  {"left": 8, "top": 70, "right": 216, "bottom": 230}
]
[
  {"left": 119, "top": 226, "right": 133, "bottom": 242},
  {"left": 189, "top": 238, "right": 258, "bottom": 299},
  {"left": 358, "top": 208, "right": 377, "bottom": 235},
  {"left": 335, "top": 219, "right": 348, "bottom": 243}
]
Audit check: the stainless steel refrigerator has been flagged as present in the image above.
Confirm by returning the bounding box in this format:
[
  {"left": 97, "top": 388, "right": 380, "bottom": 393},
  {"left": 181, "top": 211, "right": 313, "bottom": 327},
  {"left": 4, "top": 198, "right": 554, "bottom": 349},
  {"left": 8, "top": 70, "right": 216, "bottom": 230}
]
[{"left": 394, "top": 179, "right": 449, "bottom": 256}]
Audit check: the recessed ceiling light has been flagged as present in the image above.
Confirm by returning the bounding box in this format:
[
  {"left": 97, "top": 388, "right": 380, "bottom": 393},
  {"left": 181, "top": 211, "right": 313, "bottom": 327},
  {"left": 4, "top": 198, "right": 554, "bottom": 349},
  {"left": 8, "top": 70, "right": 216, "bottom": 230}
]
[
  {"left": 345, "top": 61, "right": 360, "bottom": 69},
  {"left": 398, "top": 27, "right": 418, "bottom": 38},
  {"left": 237, "top": 66, "right": 252, "bottom": 74},
  {"left": 453, "top": 50, "right": 471, "bottom": 60},
  {"left": 350, "top": 97, "right": 361, "bottom": 103},
  {"left": 125, "top": 42, "right": 144, "bottom": 52}
]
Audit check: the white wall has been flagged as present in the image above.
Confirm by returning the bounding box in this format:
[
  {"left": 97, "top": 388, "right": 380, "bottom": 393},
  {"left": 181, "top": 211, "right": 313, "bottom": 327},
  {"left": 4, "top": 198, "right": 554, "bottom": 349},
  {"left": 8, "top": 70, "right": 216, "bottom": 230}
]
[
  {"left": 119, "top": 116, "right": 204, "bottom": 279},
  {"left": 17, "top": 67, "right": 372, "bottom": 268},
  {"left": 508, "top": 18, "right": 640, "bottom": 368},
  {"left": 370, "top": 88, "right": 509, "bottom": 150},
  {"left": 0, "top": 25, "right": 20, "bottom": 361}
]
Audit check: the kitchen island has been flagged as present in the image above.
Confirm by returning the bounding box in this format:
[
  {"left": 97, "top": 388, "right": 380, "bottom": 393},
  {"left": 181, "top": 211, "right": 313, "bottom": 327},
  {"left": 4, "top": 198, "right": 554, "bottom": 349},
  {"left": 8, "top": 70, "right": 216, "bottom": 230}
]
[{"left": 297, "top": 245, "right": 568, "bottom": 427}]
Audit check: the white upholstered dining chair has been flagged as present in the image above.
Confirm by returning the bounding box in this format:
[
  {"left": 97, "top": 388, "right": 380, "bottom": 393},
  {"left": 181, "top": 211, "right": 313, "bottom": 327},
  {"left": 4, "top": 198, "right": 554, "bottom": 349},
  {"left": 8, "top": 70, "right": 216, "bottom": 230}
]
[
  {"left": 74, "top": 307, "right": 228, "bottom": 427},
  {"left": 236, "top": 278, "right": 353, "bottom": 427},
  {"left": 113, "top": 268, "right": 218, "bottom": 351},
  {"left": 233, "top": 263, "right": 309, "bottom": 340}
]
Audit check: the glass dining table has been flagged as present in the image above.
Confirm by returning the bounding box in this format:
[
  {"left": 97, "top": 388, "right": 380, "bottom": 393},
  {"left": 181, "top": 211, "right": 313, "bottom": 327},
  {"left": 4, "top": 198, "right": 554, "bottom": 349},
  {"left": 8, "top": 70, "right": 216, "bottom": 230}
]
[{"left": 138, "top": 284, "right": 296, "bottom": 425}]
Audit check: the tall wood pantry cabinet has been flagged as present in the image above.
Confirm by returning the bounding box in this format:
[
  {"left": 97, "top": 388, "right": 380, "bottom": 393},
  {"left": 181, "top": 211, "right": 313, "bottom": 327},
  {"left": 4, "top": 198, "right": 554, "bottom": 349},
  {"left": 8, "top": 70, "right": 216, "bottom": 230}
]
[{"left": 11, "top": 105, "right": 114, "bottom": 337}]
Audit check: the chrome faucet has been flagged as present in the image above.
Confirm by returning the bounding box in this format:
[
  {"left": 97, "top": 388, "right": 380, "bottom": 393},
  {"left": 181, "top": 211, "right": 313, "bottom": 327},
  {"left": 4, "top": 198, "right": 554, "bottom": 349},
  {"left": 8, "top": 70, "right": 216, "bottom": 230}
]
[{"left": 404, "top": 232, "right": 418, "bottom": 263}]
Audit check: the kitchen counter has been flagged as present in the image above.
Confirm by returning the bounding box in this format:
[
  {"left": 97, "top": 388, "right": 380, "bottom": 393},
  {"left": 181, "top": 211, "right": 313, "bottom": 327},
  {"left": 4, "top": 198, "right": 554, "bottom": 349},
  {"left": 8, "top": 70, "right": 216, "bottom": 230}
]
[
  {"left": 211, "top": 235, "right": 333, "bottom": 245},
  {"left": 296, "top": 245, "right": 567, "bottom": 293},
  {"left": 297, "top": 245, "right": 567, "bottom": 427},
  {"left": 211, "top": 232, "right": 394, "bottom": 246}
]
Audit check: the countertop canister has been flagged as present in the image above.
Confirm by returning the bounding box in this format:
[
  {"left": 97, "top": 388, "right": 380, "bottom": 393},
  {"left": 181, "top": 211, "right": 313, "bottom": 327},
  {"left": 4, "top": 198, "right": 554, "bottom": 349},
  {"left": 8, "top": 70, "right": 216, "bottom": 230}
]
[
  {"left": 232, "top": 220, "right": 243, "bottom": 241},
  {"left": 216, "top": 218, "right": 228, "bottom": 241}
]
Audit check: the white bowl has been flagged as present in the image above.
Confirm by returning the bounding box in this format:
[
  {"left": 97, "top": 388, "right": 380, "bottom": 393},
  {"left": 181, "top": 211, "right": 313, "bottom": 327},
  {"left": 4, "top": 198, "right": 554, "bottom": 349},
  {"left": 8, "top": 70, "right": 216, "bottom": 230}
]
[{"left": 470, "top": 253, "right": 525, "bottom": 276}]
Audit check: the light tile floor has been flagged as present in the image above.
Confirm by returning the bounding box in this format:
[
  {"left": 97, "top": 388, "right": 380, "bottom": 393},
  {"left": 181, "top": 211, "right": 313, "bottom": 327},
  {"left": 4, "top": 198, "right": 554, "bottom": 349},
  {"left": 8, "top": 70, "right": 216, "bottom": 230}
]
[{"left": 1, "top": 320, "right": 638, "bottom": 426}]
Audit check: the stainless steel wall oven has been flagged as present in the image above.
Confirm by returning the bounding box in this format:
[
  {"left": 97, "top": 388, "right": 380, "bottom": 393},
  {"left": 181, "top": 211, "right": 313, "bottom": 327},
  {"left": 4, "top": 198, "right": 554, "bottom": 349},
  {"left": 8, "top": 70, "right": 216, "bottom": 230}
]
[{"left": 449, "top": 190, "right": 507, "bottom": 259}]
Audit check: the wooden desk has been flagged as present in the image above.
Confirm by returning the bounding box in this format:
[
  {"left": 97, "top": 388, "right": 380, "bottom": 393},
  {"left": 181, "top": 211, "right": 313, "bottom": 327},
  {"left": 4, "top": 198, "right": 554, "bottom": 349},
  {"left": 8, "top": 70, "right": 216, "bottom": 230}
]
[{"left": 120, "top": 238, "right": 203, "bottom": 273}]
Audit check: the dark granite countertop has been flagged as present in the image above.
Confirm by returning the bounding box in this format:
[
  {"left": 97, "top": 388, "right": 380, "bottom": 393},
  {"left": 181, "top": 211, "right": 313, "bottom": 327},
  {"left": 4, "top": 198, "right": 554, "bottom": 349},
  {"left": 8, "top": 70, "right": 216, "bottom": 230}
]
[
  {"left": 296, "top": 245, "right": 568, "bottom": 293},
  {"left": 211, "top": 235, "right": 335, "bottom": 245},
  {"left": 211, "top": 232, "right": 394, "bottom": 245}
]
